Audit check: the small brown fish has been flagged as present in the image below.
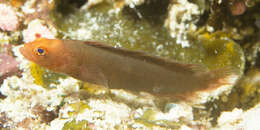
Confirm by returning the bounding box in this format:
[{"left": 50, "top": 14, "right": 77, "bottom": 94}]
[{"left": 19, "top": 38, "right": 238, "bottom": 96}]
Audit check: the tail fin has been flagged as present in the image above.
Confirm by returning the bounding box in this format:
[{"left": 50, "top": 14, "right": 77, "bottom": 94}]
[
  {"left": 197, "top": 68, "right": 240, "bottom": 92},
  {"left": 163, "top": 68, "right": 240, "bottom": 102}
]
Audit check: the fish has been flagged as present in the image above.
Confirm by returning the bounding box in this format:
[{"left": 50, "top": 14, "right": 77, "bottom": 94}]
[{"left": 19, "top": 38, "right": 238, "bottom": 96}]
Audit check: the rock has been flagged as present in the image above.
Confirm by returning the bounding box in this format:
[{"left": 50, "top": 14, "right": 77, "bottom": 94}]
[{"left": 0, "top": 53, "right": 20, "bottom": 84}]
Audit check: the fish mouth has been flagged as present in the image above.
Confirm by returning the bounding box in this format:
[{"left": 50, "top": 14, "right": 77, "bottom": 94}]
[{"left": 19, "top": 46, "right": 33, "bottom": 61}]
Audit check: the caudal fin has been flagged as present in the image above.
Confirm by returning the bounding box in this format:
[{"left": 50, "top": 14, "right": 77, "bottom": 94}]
[
  {"left": 198, "top": 68, "right": 240, "bottom": 92},
  {"left": 164, "top": 68, "right": 240, "bottom": 102}
]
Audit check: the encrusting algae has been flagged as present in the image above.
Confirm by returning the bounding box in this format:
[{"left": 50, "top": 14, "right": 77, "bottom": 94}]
[{"left": 196, "top": 31, "right": 245, "bottom": 72}]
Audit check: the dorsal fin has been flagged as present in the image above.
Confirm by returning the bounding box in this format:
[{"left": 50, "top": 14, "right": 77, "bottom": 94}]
[{"left": 82, "top": 41, "right": 208, "bottom": 74}]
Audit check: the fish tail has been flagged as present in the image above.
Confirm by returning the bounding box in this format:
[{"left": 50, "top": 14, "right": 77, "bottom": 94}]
[
  {"left": 197, "top": 67, "right": 240, "bottom": 92},
  {"left": 166, "top": 68, "right": 240, "bottom": 102}
]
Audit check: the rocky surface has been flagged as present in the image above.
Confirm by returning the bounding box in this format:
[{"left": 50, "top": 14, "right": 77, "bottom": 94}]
[{"left": 0, "top": 0, "right": 259, "bottom": 129}]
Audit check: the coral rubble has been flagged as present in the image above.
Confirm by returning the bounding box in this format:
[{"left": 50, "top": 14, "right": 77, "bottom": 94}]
[{"left": 0, "top": 0, "right": 259, "bottom": 129}]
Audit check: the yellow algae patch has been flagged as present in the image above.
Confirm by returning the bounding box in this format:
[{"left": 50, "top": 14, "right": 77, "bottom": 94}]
[
  {"left": 199, "top": 31, "right": 242, "bottom": 41},
  {"left": 68, "top": 101, "right": 91, "bottom": 116},
  {"left": 63, "top": 120, "right": 92, "bottom": 130},
  {"left": 30, "top": 63, "right": 45, "bottom": 86},
  {"left": 216, "top": 41, "right": 236, "bottom": 67},
  {"left": 29, "top": 63, "right": 67, "bottom": 88},
  {"left": 81, "top": 82, "right": 109, "bottom": 95},
  {"left": 226, "top": 41, "right": 235, "bottom": 54}
]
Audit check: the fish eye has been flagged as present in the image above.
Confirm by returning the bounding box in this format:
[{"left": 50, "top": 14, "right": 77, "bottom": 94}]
[{"left": 35, "top": 47, "right": 47, "bottom": 56}]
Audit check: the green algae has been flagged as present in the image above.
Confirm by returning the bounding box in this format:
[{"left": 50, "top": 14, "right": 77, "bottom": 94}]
[
  {"left": 236, "top": 68, "right": 260, "bottom": 109},
  {"left": 80, "top": 82, "right": 108, "bottom": 95},
  {"left": 68, "top": 101, "right": 90, "bottom": 116},
  {"left": 0, "top": 32, "right": 21, "bottom": 44},
  {"left": 133, "top": 109, "right": 182, "bottom": 129},
  {"left": 52, "top": 3, "right": 244, "bottom": 73},
  {"left": 63, "top": 120, "right": 92, "bottom": 130},
  {"left": 61, "top": 102, "right": 92, "bottom": 129},
  {"left": 196, "top": 32, "right": 245, "bottom": 73}
]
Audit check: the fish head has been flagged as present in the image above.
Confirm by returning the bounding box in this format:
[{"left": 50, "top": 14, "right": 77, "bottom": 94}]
[{"left": 20, "top": 38, "right": 70, "bottom": 71}]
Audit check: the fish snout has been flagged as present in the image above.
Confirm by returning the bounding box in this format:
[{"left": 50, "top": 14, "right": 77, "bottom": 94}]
[
  {"left": 19, "top": 46, "right": 32, "bottom": 60},
  {"left": 19, "top": 46, "right": 26, "bottom": 56}
]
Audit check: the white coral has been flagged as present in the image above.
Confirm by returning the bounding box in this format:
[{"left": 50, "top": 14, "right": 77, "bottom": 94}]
[
  {"left": 165, "top": 0, "right": 200, "bottom": 47},
  {"left": 22, "top": 19, "right": 56, "bottom": 42},
  {"left": 0, "top": 4, "right": 19, "bottom": 31}
]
